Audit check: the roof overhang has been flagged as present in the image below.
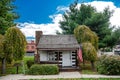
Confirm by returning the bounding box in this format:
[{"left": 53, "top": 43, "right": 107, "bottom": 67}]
[{"left": 37, "top": 48, "right": 79, "bottom": 51}]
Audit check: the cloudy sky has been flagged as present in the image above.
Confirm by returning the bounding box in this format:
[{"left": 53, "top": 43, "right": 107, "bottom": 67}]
[{"left": 14, "top": 0, "right": 120, "bottom": 37}]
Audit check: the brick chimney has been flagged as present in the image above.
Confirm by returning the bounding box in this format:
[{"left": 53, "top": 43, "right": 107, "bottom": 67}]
[{"left": 35, "top": 31, "right": 43, "bottom": 46}]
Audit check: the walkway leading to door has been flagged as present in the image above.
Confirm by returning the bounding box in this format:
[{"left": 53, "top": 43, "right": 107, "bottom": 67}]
[{"left": 0, "top": 72, "right": 120, "bottom": 80}]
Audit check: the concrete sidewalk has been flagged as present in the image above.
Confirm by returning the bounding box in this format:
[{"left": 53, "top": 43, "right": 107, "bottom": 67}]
[{"left": 0, "top": 72, "right": 120, "bottom": 80}]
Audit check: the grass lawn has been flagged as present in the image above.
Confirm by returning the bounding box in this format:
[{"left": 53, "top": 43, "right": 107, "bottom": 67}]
[
  {"left": 81, "top": 70, "right": 98, "bottom": 74},
  {"left": 23, "top": 56, "right": 34, "bottom": 63},
  {"left": 0, "top": 57, "right": 98, "bottom": 75},
  {"left": 29, "top": 78, "right": 120, "bottom": 80},
  {"left": 0, "top": 56, "right": 34, "bottom": 75},
  {"left": 80, "top": 61, "right": 98, "bottom": 74}
]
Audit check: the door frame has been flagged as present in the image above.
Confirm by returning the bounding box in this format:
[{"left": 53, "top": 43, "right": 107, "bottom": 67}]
[{"left": 62, "top": 51, "right": 72, "bottom": 67}]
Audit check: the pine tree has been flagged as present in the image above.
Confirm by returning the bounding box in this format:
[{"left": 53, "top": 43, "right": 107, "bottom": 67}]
[
  {"left": 0, "top": 0, "right": 19, "bottom": 35},
  {"left": 59, "top": 1, "right": 113, "bottom": 48}
]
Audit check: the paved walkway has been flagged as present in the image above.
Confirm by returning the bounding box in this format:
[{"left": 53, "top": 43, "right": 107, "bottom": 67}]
[{"left": 0, "top": 72, "right": 120, "bottom": 80}]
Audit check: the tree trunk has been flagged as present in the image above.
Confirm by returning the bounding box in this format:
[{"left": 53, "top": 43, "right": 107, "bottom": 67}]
[
  {"left": 91, "top": 61, "right": 95, "bottom": 71},
  {"left": 1, "top": 58, "right": 6, "bottom": 74},
  {"left": 16, "top": 66, "right": 19, "bottom": 74}
]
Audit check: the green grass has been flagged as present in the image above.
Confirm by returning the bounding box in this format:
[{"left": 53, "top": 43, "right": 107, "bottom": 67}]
[
  {"left": 29, "top": 78, "right": 120, "bottom": 80},
  {"left": 23, "top": 56, "right": 34, "bottom": 63},
  {"left": 79, "top": 62, "right": 98, "bottom": 74},
  {"left": 0, "top": 56, "right": 34, "bottom": 75},
  {"left": 0, "top": 58, "right": 98, "bottom": 75},
  {"left": 81, "top": 70, "right": 98, "bottom": 74}
]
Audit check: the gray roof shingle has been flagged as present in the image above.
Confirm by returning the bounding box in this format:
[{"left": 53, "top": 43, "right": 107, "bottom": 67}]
[{"left": 37, "top": 35, "right": 79, "bottom": 49}]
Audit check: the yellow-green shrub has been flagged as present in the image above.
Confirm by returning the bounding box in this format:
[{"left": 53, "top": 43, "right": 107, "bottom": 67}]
[{"left": 97, "top": 55, "right": 120, "bottom": 75}]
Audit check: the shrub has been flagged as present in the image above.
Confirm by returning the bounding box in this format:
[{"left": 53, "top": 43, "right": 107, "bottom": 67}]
[
  {"left": 28, "top": 64, "right": 59, "bottom": 75},
  {"left": 96, "top": 55, "right": 120, "bottom": 75},
  {"left": 26, "top": 60, "right": 34, "bottom": 69}
]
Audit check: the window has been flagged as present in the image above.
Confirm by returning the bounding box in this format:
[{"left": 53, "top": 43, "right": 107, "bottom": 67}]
[
  {"left": 48, "top": 52, "right": 55, "bottom": 61},
  {"left": 55, "top": 52, "right": 62, "bottom": 60},
  {"left": 47, "top": 51, "right": 62, "bottom": 61},
  {"left": 26, "top": 46, "right": 29, "bottom": 49},
  {"left": 31, "top": 46, "right": 34, "bottom": 49}
]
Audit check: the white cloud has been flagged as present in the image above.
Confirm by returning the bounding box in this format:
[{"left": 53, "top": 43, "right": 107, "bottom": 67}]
[
  {"left": 110, "top": 8, "right": 120, "bottom": 27},
  {"left": 56, "top": 6, "right": 69, "bottom": 12},
  {"left": 17, "top": 14, "right": 63, "bottom": 37},
  {"left": 86, "top": 1, "right": 116, "bottom": 12},
  {"left": 49, "top": 14, "right": 63, "bottom": 24},
  {"left": 86, "top": 1, "right": 120, "bottom": 27},
  {"left": 17, "top": 22, "right": 62, "bottom": 37},
  {"left": 18, "top": 1, "right": 120, "bottom": 38}
]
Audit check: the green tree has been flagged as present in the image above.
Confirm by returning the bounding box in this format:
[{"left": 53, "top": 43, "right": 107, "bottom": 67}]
[
  {"left": 1, "top": 27, "right": 26, "bottom": 74},
  {"left": 110, "top": 27, "right": 120, "bottom": 47},
  {"left": 82, "top": 42, "right": 97, "bottom": 71},
  {"left": 74, "top": 25, "right": 98, "bottom": 50},
  {"left": 59, "top": 1, "right": 95, "bottom": 34},
  {"left": 4, "top": 27, "right": 26, "bottom": 60},
  {"left": 85, "top": 7, "right": 113, "bottom": 48},
  {"left": 74, "top": 25, "right": 98, "bottom": 70},
  {"left": 0, "top": 0, "right": 19, "bottom": 35},
  {"left": 0, "top": 34, "right": 6, "bottom": 74},
  {"left": 59, "top": 1, "right": 113, "bottom": 48},
  {"left": 0, "top": 34, "right": 4, "bottom": 60},
  {"left": 100, "top": 27, "right": 120, "bottom": 50}
]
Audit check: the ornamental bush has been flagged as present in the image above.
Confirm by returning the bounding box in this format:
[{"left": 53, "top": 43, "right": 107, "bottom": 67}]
[
  {"left": 28, "top": 64, "right": 59, "bottom": 75},
  {"left": 97, "top": 55, "right": 120, "bottom": 75},
  {"left": 26, "top": 60, "right": 34, "bottom": 69}
]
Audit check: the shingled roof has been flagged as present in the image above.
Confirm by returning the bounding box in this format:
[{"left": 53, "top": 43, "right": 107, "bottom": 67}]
[{"left": 37, "top": 35, "right": 79, "bottom": 49}]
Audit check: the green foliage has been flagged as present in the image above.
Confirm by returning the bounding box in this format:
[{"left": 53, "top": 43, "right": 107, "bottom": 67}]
[
  {"left": 108, "top": 27, "right": 120, "bottom": 47},
  {"left": 4, "top": 27, "right": 27, "bottom": 61},
  {"left": 97, "top": 55, "right": 120, "bottom": 75},
  {"left": 28, "top": 64, "right": 59, "bottom": 75},
  {"left": 26, "top": 60, "right": 34, "bottom": 69},
  {"left": 6, "top": 66, "right": 23, "bottom": 74},
  {"left": 23, "top": 56, "right": 34, "bottom": 63},
  {"left": 60, "top": 2, "right": 95, "bottom": 34},
  {"left": 74, "top": 25, "right": 98, "bottom": 70},
  {"left": 59, "top": 1, "right": 114, "bottom": 48},
  {"left": 84, "top": 7, "right": 113, "bottom": 48},
  {"left": 0, "top": 34, "right": 4, "bottom": 59},
  {"left": 0, "top": 56, "right": 34, "bottom": 75},
  {"left": 74, "top": 25, "right": 98, "bottom": 50},
  {"left": 0, "top": 0, "right": 19, "bottom": 35},
  {"left": 82, "top": 42, "right": 97, "bottom": 62}
]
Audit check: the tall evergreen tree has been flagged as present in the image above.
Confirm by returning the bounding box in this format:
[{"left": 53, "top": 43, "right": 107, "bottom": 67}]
[
  {"left": 60, "top": 1, "right": 95, "bottom": 34},
  {"left": 107, "top": 27, "right": 120, "bottom": 48},
  {"left": 85, "top": 7, "right": 113, "bottom": 48},
  {"left": 0, "top": 0, "right": 19, "bottom": 35},
  {"left": 59, "top": 1, "right": 113, "bottom": 48}
]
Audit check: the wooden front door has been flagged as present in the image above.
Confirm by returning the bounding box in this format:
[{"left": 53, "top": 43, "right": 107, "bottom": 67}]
[{"left": 62, "top": 51, "right": 72, "bottom": 67}]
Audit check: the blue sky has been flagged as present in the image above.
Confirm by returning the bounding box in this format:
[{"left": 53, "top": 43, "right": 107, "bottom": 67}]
[
  {"left": 14, "top": 0, "right": 120, "bottom": 37},
  {"left": 14, "top": 0, "right": 120, "bottom": 24},
  {"left": 14, "top": 0, "right": 75, "bottom": 24}
]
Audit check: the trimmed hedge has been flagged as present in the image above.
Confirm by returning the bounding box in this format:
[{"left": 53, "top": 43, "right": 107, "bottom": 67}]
[
  {"left": 97, "top": 55, "right": 120, "bottom": 75},
  {"left": 28, "top": 64, "right": 59, "bottom": 75}
]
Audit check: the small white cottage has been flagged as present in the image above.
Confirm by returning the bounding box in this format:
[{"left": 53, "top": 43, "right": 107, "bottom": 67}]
[{"left": 35, "top": 31, "right": 81, "bottom": 71}]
